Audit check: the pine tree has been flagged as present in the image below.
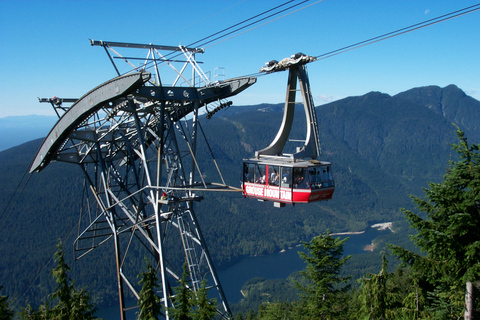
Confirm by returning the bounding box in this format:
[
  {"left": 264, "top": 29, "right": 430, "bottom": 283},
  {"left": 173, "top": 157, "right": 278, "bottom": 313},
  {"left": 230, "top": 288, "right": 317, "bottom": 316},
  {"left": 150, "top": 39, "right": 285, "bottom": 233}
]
[
  {"left": 296, "top": 231, "right": 352, "bottom": 319},
  {"left": 190, "top": 279, "right": 217, "bottom": 320},
  {"left": 0, "top": 286, "right": 13, "bottom": 320},
  {"left": 137, "top": 258, "right": 162, "bottom": 320},
  {"left": 19, "top": 241, "right": 98, "bottom": 320},
  {"left": 245, "top": 309, "right": 257, "bottom": 320},
  {"left": 356, "top": 253, "right": 391, "bottom": 319},
  {"left": 234, "top": 312, "right": 245, "bottom": 320},
  {"left": 389, "top": 127, "right": 480, "bottom": 318},
  {"left": 257, "top": 301, "right": 301, "bottom": 320},
  {"left": 169, "top": 263, "right": 193, "bottom": 320},
  {"left": 18, "top": 304, "right": 47, "bottom": 320},
  {"left": 50, "top": 241, "right": 72, "bottom": 319},
  {"left": 49, "top": 240, "right": 97, "bottom": 320}
]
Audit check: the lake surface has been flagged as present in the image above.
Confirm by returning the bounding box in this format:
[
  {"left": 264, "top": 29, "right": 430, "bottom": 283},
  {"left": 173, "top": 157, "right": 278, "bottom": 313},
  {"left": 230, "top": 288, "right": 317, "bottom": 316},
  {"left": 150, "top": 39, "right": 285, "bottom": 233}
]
[
  {"left": 97, "top": 224, "right": 391, "bottom": 318},
  {"left": 217, "top": 225, "right": 391, "bottom": 303}
]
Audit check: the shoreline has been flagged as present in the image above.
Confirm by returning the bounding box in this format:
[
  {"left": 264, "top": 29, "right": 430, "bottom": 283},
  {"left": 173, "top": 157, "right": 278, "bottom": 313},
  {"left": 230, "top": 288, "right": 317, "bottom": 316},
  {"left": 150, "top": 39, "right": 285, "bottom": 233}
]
[
  {"left": 311, "top": 222, "right": 395, "bottom": 253},
  {"left": 276, "top": 222, "right": 394, "bottom": 254},
  {"left": 364, "top": 222, "right": 394, "bottom": 251},
  {"left": 330, "top": 231, "right": 365, "bottom": 236}
]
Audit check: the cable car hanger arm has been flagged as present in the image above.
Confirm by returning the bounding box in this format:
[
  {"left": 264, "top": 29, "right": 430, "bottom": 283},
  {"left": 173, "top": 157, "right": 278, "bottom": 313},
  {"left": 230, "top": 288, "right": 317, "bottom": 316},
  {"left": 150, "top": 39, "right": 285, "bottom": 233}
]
[{"left": 255, "top": 53, "right": 321, "bottom": 160}]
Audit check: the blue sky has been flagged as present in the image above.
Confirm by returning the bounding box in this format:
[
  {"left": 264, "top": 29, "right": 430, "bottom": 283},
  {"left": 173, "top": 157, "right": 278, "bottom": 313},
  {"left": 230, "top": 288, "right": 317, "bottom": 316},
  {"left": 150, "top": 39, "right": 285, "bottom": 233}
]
[{"left": 1, "top": 0, "right": 479, "bottom": 118}]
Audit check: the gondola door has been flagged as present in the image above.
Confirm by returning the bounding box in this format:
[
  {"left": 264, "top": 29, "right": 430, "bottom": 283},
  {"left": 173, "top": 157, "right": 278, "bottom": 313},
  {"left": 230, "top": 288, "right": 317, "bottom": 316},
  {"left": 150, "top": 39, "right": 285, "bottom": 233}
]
[
  {"left": 292, "top": 167, "right": 311, "bottom": 203},
  {"left": 279, "top": 166, "right": 293, "bottom": 203},
  {"left": 265, "top": 165, "right": 280, "bottom": 201}
]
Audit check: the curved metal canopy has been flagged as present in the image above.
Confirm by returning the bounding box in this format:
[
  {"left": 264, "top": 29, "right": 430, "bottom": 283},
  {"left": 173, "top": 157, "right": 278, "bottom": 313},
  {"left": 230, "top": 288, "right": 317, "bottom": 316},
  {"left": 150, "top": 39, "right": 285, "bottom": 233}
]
[
  {"left": 30, "top": 72, "right": 256, "bottom": 173},
  {"left": 30, "top": 72, "right": 150, "bottom": 172}
]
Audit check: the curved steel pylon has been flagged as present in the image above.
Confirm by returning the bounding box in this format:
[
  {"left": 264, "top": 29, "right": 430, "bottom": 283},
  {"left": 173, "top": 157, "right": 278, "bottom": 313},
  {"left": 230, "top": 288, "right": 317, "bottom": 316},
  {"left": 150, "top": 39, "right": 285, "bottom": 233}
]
[{"left": 32, "top": 41, "right": 256, "bottom": 319}]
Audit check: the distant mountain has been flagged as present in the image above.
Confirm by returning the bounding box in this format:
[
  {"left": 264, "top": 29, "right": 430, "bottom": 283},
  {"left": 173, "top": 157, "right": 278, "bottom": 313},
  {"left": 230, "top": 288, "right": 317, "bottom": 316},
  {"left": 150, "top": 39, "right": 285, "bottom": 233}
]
[
  {"left": 0, "top": 115, "right": 57, "bottom": 152},
  {"left": 0, "top": 85, "right": 478, "bottom": 309},
  {"left": 395, "top": 84, "right": 480, "bottom": 141}
]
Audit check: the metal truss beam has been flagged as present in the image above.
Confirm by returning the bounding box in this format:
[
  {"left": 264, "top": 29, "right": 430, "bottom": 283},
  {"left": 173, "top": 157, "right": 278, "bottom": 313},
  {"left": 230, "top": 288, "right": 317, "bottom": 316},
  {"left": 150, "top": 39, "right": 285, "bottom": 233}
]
[{"left": 33, "top": 41, "right": 256, "bottom": 320}]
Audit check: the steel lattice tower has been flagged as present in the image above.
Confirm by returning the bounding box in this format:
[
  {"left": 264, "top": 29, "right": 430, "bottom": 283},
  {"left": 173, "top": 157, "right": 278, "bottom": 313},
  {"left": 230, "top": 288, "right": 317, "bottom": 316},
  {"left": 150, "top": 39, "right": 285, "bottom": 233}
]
[{"left": 31, "top": 41, "right": 256, "bottom": 319}]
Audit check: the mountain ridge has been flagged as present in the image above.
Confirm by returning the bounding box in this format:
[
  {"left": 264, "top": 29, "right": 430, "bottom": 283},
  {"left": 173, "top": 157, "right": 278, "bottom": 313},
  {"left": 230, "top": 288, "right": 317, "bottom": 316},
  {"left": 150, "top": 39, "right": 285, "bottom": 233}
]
[{"left": 1, "top": 84, "right": 478, "bottom": 308}]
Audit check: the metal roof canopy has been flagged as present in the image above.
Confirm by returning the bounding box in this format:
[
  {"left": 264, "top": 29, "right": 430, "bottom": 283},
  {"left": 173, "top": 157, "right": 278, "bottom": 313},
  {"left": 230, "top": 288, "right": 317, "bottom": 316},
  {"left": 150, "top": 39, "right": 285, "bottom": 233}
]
[
  {"left": 30, "top": 72, "right": 150, "bottom": 173},
  {"left": 30, "top": 73, "right": 256, "bottom": 173},
  {"left": 31, "top": 41, "right": 256, "bottom": 173}
]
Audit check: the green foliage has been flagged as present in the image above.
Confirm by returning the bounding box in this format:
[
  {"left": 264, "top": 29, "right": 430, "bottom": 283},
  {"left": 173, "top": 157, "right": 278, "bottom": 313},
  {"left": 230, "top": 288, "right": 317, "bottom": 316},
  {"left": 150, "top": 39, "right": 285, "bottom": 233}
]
[
  {"left": 168, "top": 263, "right": 193, "bottom": 320},
  {"left": 50, "top": 241, "right": 73, "bottom": 318},
  {"left": 295, "top": 231, "right": 351, "bottom": 319},
  {"left": 0, "top": 286, "right": 13, "bottom": 320},
  {"left": 257, "top": 301, "right": 304, "bottom": 320},
  {"left": 389, "top": 127, "right": 480, "bottom": 317},
  {"left": 137, "top": 258, "right": 162, "bottom": 320},
  {"left": 356, "top": 253, "right": 389, "bottom": 318},
  {"left": 168, "top": 262, "right": 218, "bottom": 320},
  {"left": 50, "top": 241, "right": 98, "bottom": 320},
  {"left": 355, "top": 253, "right": 407, "bottom": 319},
  {"left": 190, "top": 280, "right": 217, "bottom": 320},
  {"left": 18, "top": 240, "right": 99, "bottom": 320},
  {"left": 232, "top": 275, "right": 300, "bottom": 316},
  {"left": 18, "top": 303, "right": 48, "bottom": 320}
]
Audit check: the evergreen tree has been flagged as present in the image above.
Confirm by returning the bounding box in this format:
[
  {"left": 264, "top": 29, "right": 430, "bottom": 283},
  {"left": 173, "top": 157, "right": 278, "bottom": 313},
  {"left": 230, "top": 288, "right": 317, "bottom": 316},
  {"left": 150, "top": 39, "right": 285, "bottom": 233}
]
[
  {"left": 296, "top": 231, "right": 352, "bottom": 319},
  {"left": 389, "top": 128, "right": 480, "bottom": 318},
  {"left": 167, "top": 262, "right": 218, "bottom": 320},
  {"left": 190, "top": 279, "right": 217, "bottom": 320},
  {"left": 393, "top": 268, "right": 427, "bottom": 319},
  {"left": 50, "top": 241, "right": 72, "bottom": 319},
  {"left": 0, "top": 286, "right": 13, "bottom": 320},
  {"left": 256, "top": 301, "right": 303, "bottom": 320},
  {"left": 49, "top": 240, "right": 97, "bottom": 320},
  {"left": 18, "top": 303, "right": 48, "bottom": 320},
  {"left": 356, "top": 253, "right": 391, "bottom": 319},
  {"left": 245, "top": 309, "right": 257, "bottom": 320},
  {"left": 169, "top": 263, "right": 193, "bottom": 320},
  {"left": 18, "top": 241, "right": 98, "bottom": 320},
  {"left": 137, "top": 258, "right": 162, "bottom": 320}
]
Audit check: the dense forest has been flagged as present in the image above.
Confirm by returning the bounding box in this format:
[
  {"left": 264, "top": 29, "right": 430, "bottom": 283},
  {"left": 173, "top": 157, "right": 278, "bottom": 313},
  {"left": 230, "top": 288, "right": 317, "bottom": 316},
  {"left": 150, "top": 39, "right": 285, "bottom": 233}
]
[
  {"left": 2, "top": 126, "right": 479, "bottom": 319},
  {"left": 1, "top": 84, "right": 479, "bottom": 316}
]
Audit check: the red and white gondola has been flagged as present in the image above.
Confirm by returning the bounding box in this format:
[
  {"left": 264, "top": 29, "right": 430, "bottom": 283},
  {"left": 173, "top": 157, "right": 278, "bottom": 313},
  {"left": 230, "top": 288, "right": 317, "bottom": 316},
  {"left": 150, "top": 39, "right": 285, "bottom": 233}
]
[
  {"left": 241, "top": 53, "right": 335, "bottom": 207},
  {"left": 243, "top": 158, "right": 334, "bottom": 205}
]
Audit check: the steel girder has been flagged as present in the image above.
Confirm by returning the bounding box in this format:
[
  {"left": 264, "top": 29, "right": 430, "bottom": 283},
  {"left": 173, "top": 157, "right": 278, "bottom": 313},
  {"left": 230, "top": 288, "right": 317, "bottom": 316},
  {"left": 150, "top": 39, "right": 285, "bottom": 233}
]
[{"left": 32, "top": 71, "right": 256, "bottom": 319}]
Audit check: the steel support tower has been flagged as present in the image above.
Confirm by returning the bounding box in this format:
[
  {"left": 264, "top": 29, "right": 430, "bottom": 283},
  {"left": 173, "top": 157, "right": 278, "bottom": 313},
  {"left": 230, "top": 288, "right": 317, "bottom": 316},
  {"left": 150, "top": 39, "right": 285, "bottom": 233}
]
[{"left": 31, "top": 41, "right": 256, "bottom": 319}]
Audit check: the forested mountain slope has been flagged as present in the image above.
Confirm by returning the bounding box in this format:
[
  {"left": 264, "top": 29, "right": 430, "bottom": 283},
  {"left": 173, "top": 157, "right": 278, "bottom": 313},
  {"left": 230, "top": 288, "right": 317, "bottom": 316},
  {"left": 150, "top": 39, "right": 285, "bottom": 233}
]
[
  {"left": 0, "top": 84, "right": 477, "bottom": 309},
  {"left": 395, "top": 84, "right": 480, "bottom": 140}
]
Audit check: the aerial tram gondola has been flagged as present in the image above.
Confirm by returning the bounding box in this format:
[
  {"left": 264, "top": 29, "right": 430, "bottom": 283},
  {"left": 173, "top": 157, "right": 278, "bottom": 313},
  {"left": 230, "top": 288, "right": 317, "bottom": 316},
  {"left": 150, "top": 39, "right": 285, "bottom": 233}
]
[{"left": 242, "top": 53, "right": 335, "bottom": 207}]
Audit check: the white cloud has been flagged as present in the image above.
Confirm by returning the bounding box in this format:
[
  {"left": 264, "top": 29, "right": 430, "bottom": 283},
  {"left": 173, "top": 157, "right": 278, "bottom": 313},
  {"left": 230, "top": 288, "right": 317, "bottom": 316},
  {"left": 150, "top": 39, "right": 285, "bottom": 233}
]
[{"left": 314, "top": 94, "right": 334, "bottom": 104}]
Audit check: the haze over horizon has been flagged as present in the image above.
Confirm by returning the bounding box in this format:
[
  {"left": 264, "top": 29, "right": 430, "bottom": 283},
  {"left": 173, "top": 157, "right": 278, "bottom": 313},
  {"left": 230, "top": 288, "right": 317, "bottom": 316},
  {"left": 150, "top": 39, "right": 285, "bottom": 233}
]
[{"left": 0, "top": 82, "right": 477, "bottom": 153}]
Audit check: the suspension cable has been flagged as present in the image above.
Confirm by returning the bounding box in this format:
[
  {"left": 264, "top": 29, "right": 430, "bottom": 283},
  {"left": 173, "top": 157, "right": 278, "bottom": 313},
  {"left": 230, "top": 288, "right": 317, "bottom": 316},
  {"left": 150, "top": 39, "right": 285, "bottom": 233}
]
[
  {"left": 198, "top": 119, "right": 227, "bottom": 186},
  {"left": 204, "top": 0, "right": 325, "bottom": 50},
  {"left": 314, "top": 3, "right": 480, "bottom": 62},
  {"left": 121, "top": 0, "right": 317, "bottom": 75},
  {"left": 0, "top": 169, "right": 32, "bottom": 233},
  {"left": 222, "top": 2, "right": 480, "bottom": 80},
  {"left": 197, "top": 0, "right": 311, "bottom": 48},
  {"left": 187, "top": 0, "right": 300, "bottom": 48}
]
